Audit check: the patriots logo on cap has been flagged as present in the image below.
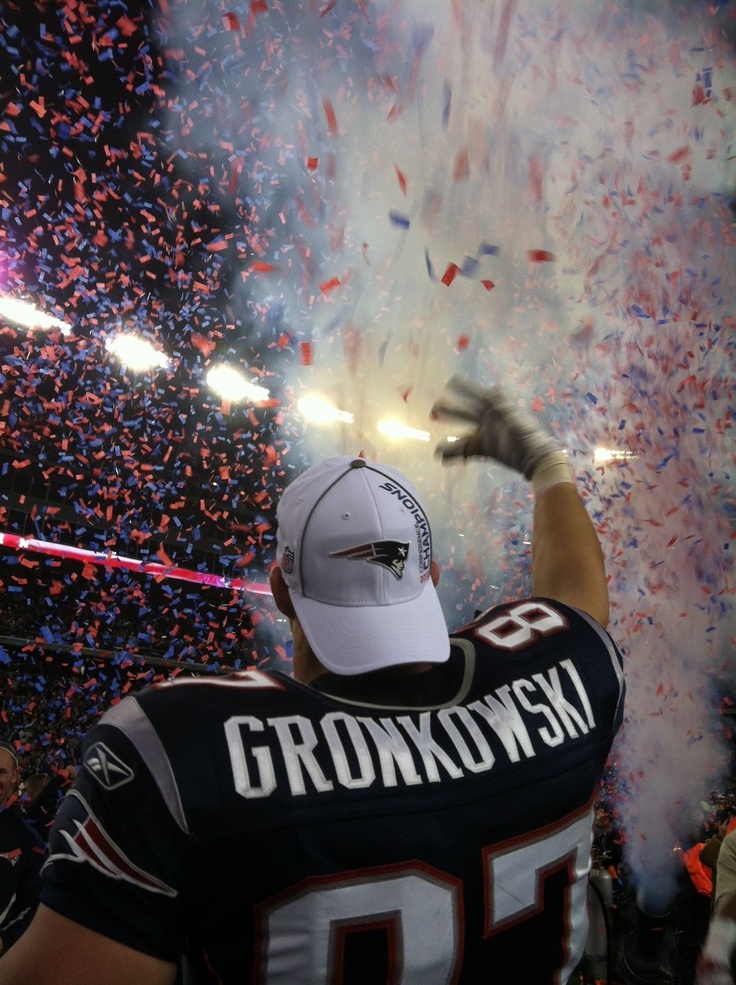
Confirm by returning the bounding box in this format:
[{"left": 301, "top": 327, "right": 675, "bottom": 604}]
[{"left": 330, "top": 540, "right": 410, "bottom": 579}]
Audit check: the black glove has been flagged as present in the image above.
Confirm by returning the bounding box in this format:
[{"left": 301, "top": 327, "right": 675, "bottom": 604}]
[{"left": 431, "top": 376, "right": 564, "bottom": 481}]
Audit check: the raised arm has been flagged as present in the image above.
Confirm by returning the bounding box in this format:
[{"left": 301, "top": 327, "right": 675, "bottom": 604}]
[
  {"left": 531, "top": 482, "right": 609, "bottom": 626},
  {"left": 432, "top": 377, "right": 609, "bottom": 627}
]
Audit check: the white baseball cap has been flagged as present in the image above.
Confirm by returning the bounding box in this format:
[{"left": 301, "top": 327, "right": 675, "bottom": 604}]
[{"left": 276, "top": 456, "right": 450, "bottom": 675}]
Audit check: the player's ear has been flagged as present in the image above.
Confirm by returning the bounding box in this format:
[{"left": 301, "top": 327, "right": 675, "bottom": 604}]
[
  {"left": 430, "top": 560, "right": 440, "bottom": 588},
  {"left": 270, "top": 565, "right": 296, "bottom": 618}
]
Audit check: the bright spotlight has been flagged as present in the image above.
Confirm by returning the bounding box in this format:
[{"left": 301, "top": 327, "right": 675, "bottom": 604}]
[
  {"left": 0, "top": 295, "right": 72, "bottom": 335},
  {"left": 297, "top": 394, "right": 354, "bottom": 424},
  {"left": 106, "top": 333, "right": 169, "bottom": 371},
  {"left": 594, "top": 447, "right": 638, "bottom": 463},
  {"left": 206, "top": 365, "right": 270, "bottom": 403},
  {"left": 377, "top": 420, "right": 431, "bottom": 442}
]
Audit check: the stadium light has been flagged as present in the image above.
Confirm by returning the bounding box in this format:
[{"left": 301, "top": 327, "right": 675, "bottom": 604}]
[
  {"left": 206, "top": 364, "right": 270, "bottom": 403},
  {"left": 377, "top": 420, "right": 431, "bottom": 442},
  {"left": 594, "top": 447, "right": 638, "bottom": 463},
  {"left": 0, "top": 294, "right": 72, "bottom": 335},
  {"left": 297, "top": 394, "right": 354, "bottom": 424},
  {"left": 106, "top": 333, "right": 169, "bottom": 371}
]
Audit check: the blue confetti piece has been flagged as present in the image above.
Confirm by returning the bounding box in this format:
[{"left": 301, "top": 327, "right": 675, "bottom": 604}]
[
  {"left": 442, "top": 81, "right": 451, "bottom": 129},
  {"left": 585, "top": 392, "right": 598, "bottom": 405},
  {"left": 412, "top": 23, "right": 434, "bottom": 55},
  {"left": 460, "top": 256, "right": 479, "bottom": 277},
  {"left": 389, "top": 211, "right": 410, "bottom": 229}
]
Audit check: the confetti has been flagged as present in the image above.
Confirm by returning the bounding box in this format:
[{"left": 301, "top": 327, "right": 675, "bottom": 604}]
[
  {"left": 0, "top": 1, "right": 731, "bottom": 916},
  {"left": 526, "top": 249, "right": 556, "bottom": 263}
]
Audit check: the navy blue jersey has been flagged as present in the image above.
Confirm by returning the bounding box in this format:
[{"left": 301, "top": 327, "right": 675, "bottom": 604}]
[{"left": 41, "top": 598, "right": 624, "bottom": 984}]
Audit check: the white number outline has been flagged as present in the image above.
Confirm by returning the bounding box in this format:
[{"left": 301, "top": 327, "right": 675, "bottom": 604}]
[
  {"left": 474, "top": 601, "right": 568, "bottom": 652},
  {"left": 255, "top": 861, "right": 463, "bottom": 985},
  {"left": 482, "top": 804, "right": 594, "bottom": 985},
  {"left": 255, "top": 806, "right": 593, "bottom": 984}
]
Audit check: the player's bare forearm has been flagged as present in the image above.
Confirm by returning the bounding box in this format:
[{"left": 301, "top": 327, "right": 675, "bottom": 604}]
[
  {"left": 532, "top": 483, "right": 609, "bottom": 628},
  {"left": 0, "top": 904, "right": 177, "bottom": 985}
]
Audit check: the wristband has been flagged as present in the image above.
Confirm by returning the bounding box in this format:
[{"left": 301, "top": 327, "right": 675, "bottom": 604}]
[
  {"left": 531, "top": 451, "right": 575, "bottom": 494},
  {"left": 702, "top": 917, "right": 736, "bottom": 968}
]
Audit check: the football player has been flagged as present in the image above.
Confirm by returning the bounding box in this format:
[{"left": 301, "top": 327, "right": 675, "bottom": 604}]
[
  {"left": 0, "top": 741, "right": 46, "bottom": 959},
  {"left": 0, "top": 378, "right": 624, "bottom": 984}
]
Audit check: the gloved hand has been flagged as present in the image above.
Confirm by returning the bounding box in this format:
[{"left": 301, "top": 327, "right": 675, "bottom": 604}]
[
  {"left": 431, "top": 376, "right": 564, "bottom": 481},
  {"left": 695, "top": 961, "right": 733, "bottom": 985},
  {"left": 697, "top": 918, "right": 736, "bottom": 985}
]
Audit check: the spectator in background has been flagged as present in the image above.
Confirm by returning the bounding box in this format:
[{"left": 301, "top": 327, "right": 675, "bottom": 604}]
[
  {"left": 0, "top": 740, "right": 46, "bottom": 957},
  {"left": 22, "top": 769, "right": 69, "bottom": 840}
]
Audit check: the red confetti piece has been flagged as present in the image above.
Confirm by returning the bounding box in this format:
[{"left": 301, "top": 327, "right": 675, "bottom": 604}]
[
  {"left": 299, "top": 343, "right": 313, "bottom": 365},
  {"left": 457, "top": 334, "right": 470, "bottom": 350},
  {"left": 441, "top": 262, "right": 460, "bottom": 286},
  {"left": 251, "top": 261, "right": 276, "bottom": 272},
  {"left": 306, "top": 157, "right": 319, "bottom": 171},
  {"left": 481, "top": 280, "right": 495, "bottom": 291},
  {"left": 319, "top": 276, "right": 340, "bottom": 293},
  {"left": 526, "top": 250, "right": 556, "bottom": 262},
  {"left": 530, "top": 397, "right": 544, "bottom": 412},
  {"left": 395, "top": 165, "right": 407, "bottom": 195},
  {"left": 190, "top": 334, "right": 216, "bottom": 357},
  {"left": 322, "top": 98, "right": 338, "bottom": 137},
  {"left": 222, "top": 12, "right": 240, "bottom": 30},
  {"left": 250, "top": 0, "right": 267, "bottom": 14},
  {"left": 528, "top": 156, "right": 543, "bottom": 205},
  {"left": 294, "top": 196, "right": 317, "bottom": 227},
  {"left": 453, "top": 147, "right": 469, "bottom": 181},
  {"left": 692, "top": 84, "right": 706, "bottom": 106},
  {"left": 667, "top": 146, "right": 690, "bottom": 164}
]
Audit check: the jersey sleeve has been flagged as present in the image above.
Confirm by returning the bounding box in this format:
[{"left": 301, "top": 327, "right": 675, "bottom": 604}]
[
  {"left": 0, "top": 819, "right": 46, "bottom": 953},
  {"left": 40, "top": 699, "right": 188, "bottom": 961}
]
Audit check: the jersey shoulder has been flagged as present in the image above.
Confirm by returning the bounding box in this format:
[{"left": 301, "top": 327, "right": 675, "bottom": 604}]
[
  {"left": 452, "top": 596, "right": 624, "bottom": 708},
  {"left": 453, "top": 596, "right": 620, "bottom": 659}
]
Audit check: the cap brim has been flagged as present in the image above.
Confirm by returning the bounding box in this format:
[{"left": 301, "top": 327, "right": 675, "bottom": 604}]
[{"left": 291, "top": 578, "right": 450, "bottom": 676}]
